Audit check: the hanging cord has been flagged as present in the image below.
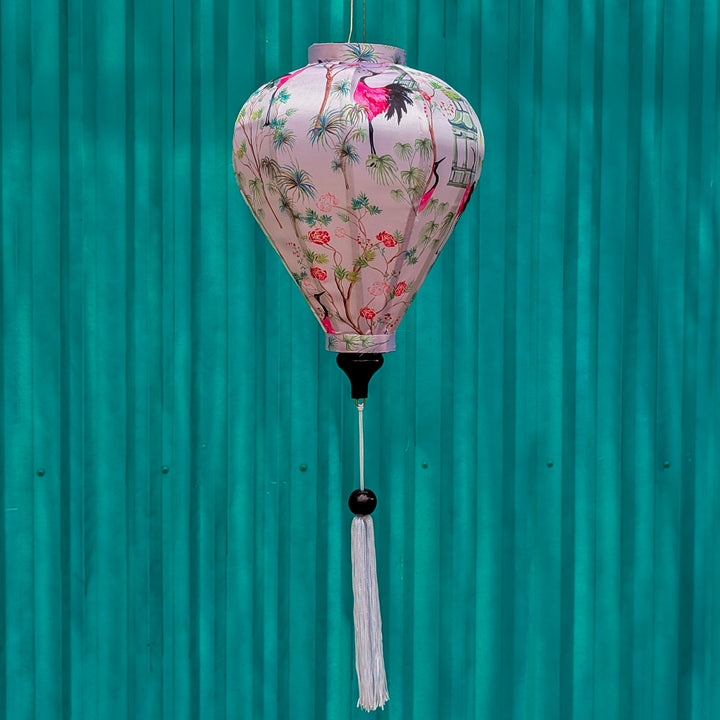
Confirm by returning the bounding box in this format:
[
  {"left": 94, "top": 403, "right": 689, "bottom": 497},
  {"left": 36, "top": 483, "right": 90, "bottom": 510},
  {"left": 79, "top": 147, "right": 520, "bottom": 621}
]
[
  {"left": 347, "top": 0, "right": 354, "bottom": 42},
  {"left": 347, "top": 0, "right": 366, "bottom": 44},
  {"left": 357, "top": 399, "right": 365, "bottom": 490}
]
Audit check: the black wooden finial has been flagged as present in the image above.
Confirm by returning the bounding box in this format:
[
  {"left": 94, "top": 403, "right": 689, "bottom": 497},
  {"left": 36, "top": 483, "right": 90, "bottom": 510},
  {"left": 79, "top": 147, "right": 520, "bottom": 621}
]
[{"left": 336, "top": 353, "right": 384, "bottom": 399}]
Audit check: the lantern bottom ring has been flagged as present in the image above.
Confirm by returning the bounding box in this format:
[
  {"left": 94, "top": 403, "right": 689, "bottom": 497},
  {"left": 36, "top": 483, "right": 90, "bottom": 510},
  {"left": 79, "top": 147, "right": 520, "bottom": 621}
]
[{"left": 326, "top": 333, "right": 395, "bottom": 354}]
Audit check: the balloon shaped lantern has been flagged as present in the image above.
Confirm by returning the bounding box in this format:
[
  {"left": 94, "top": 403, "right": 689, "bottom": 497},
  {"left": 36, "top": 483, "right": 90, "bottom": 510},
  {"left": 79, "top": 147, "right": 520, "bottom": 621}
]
[{"left": 233, "top": 43, "right": 483, "bottom": 711}]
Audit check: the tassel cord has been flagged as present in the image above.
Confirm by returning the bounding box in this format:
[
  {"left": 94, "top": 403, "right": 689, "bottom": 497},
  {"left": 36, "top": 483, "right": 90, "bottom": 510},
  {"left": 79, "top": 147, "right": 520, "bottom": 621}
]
[{"left": 357, "top": 400, "right": 365, "bottom": 491}]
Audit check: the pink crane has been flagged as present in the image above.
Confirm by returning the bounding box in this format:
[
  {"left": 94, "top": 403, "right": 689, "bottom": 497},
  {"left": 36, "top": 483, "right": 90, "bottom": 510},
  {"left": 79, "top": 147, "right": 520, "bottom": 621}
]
[
  {"left": 264, "top": 65, "right": 314, "bottom": 126},
  {"left": 456, "top": 149, "right": 479, "bottom": 216},
  {"left": 314, "top": 292, "right": 336, "bottom": 333},
  {"left": 417, "top": 158, "right": 445, "bottom": 213},
  {"left": 353, "top": 72, "right": 413, "bottom": 155}
]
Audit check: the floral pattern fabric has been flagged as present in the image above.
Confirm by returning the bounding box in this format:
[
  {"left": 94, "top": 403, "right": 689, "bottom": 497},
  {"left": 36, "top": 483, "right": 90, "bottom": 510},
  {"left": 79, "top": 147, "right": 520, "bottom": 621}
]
[{"left": 233, "top": 43, "right": 484, "bottom": 352}]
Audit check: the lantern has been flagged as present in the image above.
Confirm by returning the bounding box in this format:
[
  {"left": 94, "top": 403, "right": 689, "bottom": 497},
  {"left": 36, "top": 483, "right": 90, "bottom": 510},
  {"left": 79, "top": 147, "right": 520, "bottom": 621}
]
[{"left": 232, "top": 42, "right": 483, "bottom": 711}]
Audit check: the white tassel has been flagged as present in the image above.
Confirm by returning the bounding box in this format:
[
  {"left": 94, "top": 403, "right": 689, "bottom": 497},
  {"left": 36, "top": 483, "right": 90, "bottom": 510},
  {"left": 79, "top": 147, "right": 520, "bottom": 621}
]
[{"left": 351, "top": 514, "right": 389, "bottom": 711}]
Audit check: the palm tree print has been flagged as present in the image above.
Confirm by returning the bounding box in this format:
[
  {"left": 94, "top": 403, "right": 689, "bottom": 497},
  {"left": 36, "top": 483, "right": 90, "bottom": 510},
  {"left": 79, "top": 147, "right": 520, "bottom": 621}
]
[{"left": 232, "top": 43, "right": 483, "bottom": 341}]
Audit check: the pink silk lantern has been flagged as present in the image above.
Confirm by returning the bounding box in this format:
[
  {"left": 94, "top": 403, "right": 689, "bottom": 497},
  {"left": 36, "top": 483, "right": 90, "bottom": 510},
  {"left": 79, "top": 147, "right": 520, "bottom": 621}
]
[
  {"left": 232, "top": 42, "right": 484, "bottom": 712},
  {"left": 233, "top": 42, "right": 483, "bottom": 357}
]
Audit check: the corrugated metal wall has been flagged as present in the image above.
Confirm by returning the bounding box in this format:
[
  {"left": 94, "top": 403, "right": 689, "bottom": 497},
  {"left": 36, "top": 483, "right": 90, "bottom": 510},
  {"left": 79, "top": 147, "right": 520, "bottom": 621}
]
[{"left": 2, "top": 0, "right": 719, "bottom": 718}]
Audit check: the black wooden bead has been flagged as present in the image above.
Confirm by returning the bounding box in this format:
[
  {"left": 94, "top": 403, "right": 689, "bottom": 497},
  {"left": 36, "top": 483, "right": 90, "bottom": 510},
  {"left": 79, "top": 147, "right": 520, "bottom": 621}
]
[{"left": 348, "top": 488, "right": 377, "bottom": 515}]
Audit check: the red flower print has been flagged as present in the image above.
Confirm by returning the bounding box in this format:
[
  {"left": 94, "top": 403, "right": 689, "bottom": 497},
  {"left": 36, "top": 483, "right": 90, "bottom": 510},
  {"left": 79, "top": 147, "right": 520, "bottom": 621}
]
[
  {"left": 394, "top": 281, "right": 407, "bottom": 297},
  {"left": 359, "top": 306, "right": 376, "bottom": 320},
  {"left": 310, "top": 266, "right": 327, "bottom": 281},
  {"left": 376, "top": 230, "right": 397, "bottom": 247},
  {"left": 309, "top": 228, "right": 331, "bottom": 245}
]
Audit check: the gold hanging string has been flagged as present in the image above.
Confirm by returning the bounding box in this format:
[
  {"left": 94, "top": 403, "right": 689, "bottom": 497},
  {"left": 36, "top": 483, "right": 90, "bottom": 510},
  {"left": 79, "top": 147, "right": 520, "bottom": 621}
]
[{"left": 347, "top": 0, "right": 367, "bottom": 44}]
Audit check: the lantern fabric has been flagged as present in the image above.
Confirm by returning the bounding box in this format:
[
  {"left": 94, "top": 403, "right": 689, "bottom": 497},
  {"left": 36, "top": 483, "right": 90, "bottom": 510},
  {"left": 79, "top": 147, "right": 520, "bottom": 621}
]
[{"left": 233, "top": 43, "right": 484, "bottom": 352}]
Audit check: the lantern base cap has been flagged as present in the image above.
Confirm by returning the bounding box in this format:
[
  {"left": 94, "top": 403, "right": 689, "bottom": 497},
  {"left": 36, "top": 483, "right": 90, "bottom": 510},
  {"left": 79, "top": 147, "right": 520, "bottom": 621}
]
[
  {"left": 336, "top": 353, "right": 384, "bottom": 400},
  {"left": 325, "top": 333, "right": 395, "bottom": 354}
]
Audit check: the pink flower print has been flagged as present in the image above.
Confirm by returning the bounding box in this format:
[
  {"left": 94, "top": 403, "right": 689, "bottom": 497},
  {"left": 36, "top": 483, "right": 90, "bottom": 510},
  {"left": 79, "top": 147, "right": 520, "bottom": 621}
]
[
  {"left": 359, "top": 306, "right": 376, "bottom": 320},
  {"left": 316, "top": 193, "right": 339, "bottom": 212},
  {"left": 308, "top": 228, "right": 331, "bottom": 245},
  {"left": 334, "top": 227, "right": 347, "bottom": 238},
  {"left": 376, "top": 231, "right": 397, "bottom": 247},
  {"left": 310, "top": 266, "right": 328, "bottom": 281},
  {"left": 394, "top": 281, "right": 407, "bottom": 297},
  {"left": 368, "top": 280, "right": 390, "bottom": 297}
]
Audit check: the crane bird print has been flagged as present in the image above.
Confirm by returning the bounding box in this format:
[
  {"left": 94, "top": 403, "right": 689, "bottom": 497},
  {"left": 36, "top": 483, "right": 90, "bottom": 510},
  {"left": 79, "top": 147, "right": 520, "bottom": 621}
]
[
  {"left": 353, "top": 71, "right": 414, "bottom": 155},
  {"left": 233, "top": 42, "right": 484, "bottom": 353}
]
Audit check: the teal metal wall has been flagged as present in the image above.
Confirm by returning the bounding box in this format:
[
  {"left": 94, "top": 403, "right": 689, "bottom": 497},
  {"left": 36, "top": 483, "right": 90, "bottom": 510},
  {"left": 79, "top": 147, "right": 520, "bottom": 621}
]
[{"left": 2, "top": 0, "right": 719, "bottom": 718}]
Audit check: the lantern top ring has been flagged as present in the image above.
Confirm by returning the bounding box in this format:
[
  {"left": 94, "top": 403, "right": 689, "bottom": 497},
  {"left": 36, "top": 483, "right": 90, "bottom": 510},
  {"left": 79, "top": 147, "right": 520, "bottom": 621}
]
[{"left": 308, "top": 43, "right": 406, "bottom": 65}]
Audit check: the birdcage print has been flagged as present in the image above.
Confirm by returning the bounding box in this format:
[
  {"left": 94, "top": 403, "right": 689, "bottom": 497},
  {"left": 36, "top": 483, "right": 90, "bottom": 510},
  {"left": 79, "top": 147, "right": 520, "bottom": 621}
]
[
  {"left": 393, "top": 71, "right": 420, "bottom": 93},
  {"left": 448, "top": 99, "right": 479, "bottom": 187}
]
